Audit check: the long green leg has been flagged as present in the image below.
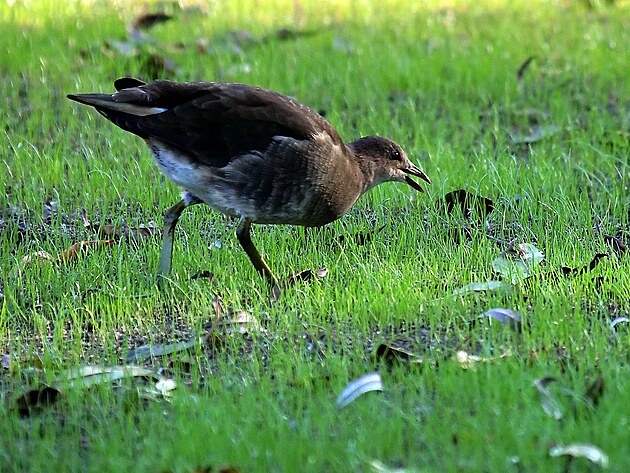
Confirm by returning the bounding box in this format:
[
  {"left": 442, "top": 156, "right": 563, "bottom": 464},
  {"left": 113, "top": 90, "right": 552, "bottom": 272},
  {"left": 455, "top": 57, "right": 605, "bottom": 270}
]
[
  {"left": 236, "top": 217, "right": 277, "bottom": 286},
  {"left": 157, "top": 199, "right": 195, "bottom": 287}
]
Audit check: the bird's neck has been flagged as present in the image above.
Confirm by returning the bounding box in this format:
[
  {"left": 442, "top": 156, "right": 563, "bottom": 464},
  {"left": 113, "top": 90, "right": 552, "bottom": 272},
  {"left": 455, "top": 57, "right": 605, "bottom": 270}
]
[{"left": 346, "top": 141, "right": 382, "bottom": 194}]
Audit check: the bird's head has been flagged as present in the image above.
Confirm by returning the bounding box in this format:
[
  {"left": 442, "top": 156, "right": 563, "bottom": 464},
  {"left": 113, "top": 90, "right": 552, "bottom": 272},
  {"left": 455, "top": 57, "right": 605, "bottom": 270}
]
[{"left": 347, "top": 136, "right": 431, "bottom": 193}]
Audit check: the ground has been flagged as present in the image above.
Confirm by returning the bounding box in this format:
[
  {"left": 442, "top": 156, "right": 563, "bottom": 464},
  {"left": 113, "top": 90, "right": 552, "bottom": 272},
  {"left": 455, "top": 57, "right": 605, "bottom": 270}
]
[{"left": 1, "top": 1, "right": 629, "bottom": 472}]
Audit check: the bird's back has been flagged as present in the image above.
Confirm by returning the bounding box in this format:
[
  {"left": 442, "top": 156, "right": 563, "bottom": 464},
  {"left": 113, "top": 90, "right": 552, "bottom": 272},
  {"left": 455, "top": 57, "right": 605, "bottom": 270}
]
[{"left": 68, "top": 79, "right": 344, "bottom": 169}]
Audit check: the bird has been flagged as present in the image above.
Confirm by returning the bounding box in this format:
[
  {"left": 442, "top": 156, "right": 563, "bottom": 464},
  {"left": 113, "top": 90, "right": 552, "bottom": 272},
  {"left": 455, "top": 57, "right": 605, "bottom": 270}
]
[{"left": 67, "top": 78, "right": 431, "bottom": 287}]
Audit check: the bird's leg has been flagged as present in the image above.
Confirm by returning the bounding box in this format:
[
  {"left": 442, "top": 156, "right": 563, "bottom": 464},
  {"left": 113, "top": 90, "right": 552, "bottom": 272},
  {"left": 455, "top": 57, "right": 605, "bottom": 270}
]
[
  {"left": 157, "top": 198, "right": 198, "bottom": 287},
  {"left": 236, "top": 217, "right": 278, "bottom": 286}
]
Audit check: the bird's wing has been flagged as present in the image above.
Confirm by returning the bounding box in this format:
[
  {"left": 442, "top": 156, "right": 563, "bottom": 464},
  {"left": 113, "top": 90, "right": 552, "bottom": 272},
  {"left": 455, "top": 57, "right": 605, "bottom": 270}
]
[{"left": 69, "top": 79, "right": 343, "bottom": 168}]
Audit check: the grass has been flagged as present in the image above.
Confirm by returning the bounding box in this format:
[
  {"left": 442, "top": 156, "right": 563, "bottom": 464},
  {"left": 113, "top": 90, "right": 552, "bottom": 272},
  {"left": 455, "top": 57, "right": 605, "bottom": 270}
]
[{"left": 1, "top": 0, "right": 629, "bottom": 471}]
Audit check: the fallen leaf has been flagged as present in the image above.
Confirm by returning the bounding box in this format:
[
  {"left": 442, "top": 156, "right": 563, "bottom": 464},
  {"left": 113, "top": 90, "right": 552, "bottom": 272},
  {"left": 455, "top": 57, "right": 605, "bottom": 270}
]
[
  {"left": 336, "top": 372, "right": 383, "bottom": 408},
  {"left": 480, "top": 308, "right": 522, "bottom": 332},
  {"left": 439, "top": 189, "right": 494, "bottom": 221},
  {"left": 58, "top": 240, "right": 116, "bottom": 263},
  {"left": 127, "top": 336, "right": 204, "bottom": 362},
  {"left": 338, "top": 225, "right": 386, "bottom": 246},
  {"left": 369, "top": 460, "right": 418, "bottom": 473},
  {"left": 493, "top": 242, "right": 544, "bottom": 284},
  {"left": 511, "top": 124, "right": 560, "bottom": 144},
  {"left": 560, "top": 253, "right": 607, "bottom": 275},
  {"left": 549, "top": 444, "right": 609, "bottom": 468},
  {"left": 159, "top": 464, "right": 242, "bottom": 473},
  {"left": 585, "top": 373, "right": 604, "bottom": 407},
  {"left": 22, "top": 250, "right": 54, "bottom": 267},
  {"left": 533, "top": 376, "right": 563, "bottom": 420},
  {"left": 89, "top": 223, "right": 159, "bottom": 240},
  {"left": 217, "top": 310, "right": 261, "bottom": 335},
  {"left": 15, "top": 386, "right": 62, "bottom": 416},
  {"left": 286, "top": 268, "right": 329, "bottom": 284},
  {"left": 455, "top": 350, "right": 512, "bottom": 369},
  {"left": 271, "top": 268, "right": 329, "bottom": 301},
  {"left": 189, "top": 270, "right": 217, "bottom": 283},
  {"left": 139, "top": 52, "right": 176, "bottom": 80},
  {"left": 375, "top": 344, "right": 423, "bottom": 366},
  {"left": 23, "top": 240, "right": 115, "bottom": 267},
  {"left": 131, "top": 13, "right": 172, "bottom": 31},
  {"left": 272, "top": 28, "right": 319, "bottom": 41},
  {"left": 104, "top": 39, "right": 138, "bottom": 56},
  {"left": 516, "top": 55, "right": 536, "bottom": 82},
  {"left": 62, "top": 365, "right": 175, "bottom": 393},
  {"left": 452, "top": 281, "right": 513, "bottom": 296},
  {"left": 603, "top": 234, "right": 627, "bottom": 257},
  {"left": 610, "top": 316, "right": 630, "bottom": 330}
]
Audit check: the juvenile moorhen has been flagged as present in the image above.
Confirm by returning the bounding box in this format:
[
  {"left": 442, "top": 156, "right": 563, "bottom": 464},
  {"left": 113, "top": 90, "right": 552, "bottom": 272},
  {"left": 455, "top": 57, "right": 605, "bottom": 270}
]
[{"left": 68, "top": 78, "right": 430, "bottom": 286}]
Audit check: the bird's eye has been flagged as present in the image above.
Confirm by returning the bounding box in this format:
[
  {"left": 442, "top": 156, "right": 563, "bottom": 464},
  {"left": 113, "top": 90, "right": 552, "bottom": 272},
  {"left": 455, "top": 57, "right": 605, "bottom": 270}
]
[{"left": 391, "top": 149, "right": 401, "bottom": 161}]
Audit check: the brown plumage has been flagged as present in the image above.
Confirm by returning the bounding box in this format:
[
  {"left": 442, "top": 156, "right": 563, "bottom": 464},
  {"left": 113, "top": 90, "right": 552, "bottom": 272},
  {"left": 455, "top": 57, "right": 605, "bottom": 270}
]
[{"left": 68, "top": 78, "right": 430, "bottom": 285}]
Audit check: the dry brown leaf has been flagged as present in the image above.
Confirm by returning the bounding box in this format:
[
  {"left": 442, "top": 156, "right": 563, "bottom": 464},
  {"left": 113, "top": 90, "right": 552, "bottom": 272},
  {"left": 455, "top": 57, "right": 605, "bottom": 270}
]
[
  {"left": 22, "top": 251, "right": 54, "bottom": 267},
  {"left": 375, "top": 344, "right": 423, "bottom": 366},
  {"left": 23, "top": 240, "right": 115, "bottom": 267},
  {"left": 58, "top": 240, "right": 115, "bottom": 263}
]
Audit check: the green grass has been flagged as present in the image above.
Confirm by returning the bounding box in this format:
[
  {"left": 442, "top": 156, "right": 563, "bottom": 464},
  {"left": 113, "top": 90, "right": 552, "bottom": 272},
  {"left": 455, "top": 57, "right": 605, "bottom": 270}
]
[{"left": 1, "top": 0, "right": 629, "bottom": 471}]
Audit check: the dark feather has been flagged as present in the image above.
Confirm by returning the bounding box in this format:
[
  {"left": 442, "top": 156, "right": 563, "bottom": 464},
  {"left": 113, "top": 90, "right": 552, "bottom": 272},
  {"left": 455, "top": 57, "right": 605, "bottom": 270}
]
[
  {"left": 114, "top": 77, "right": 146, "bottom": 91},
  {"left": 71, "top": 79, "right": 343, "bottom": 169}
]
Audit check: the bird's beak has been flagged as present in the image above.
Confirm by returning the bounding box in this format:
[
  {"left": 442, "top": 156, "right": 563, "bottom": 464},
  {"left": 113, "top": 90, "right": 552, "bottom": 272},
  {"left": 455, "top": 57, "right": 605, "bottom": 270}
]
[{"left": 402, "top": 164, "right": 431, "bottom": 192}]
